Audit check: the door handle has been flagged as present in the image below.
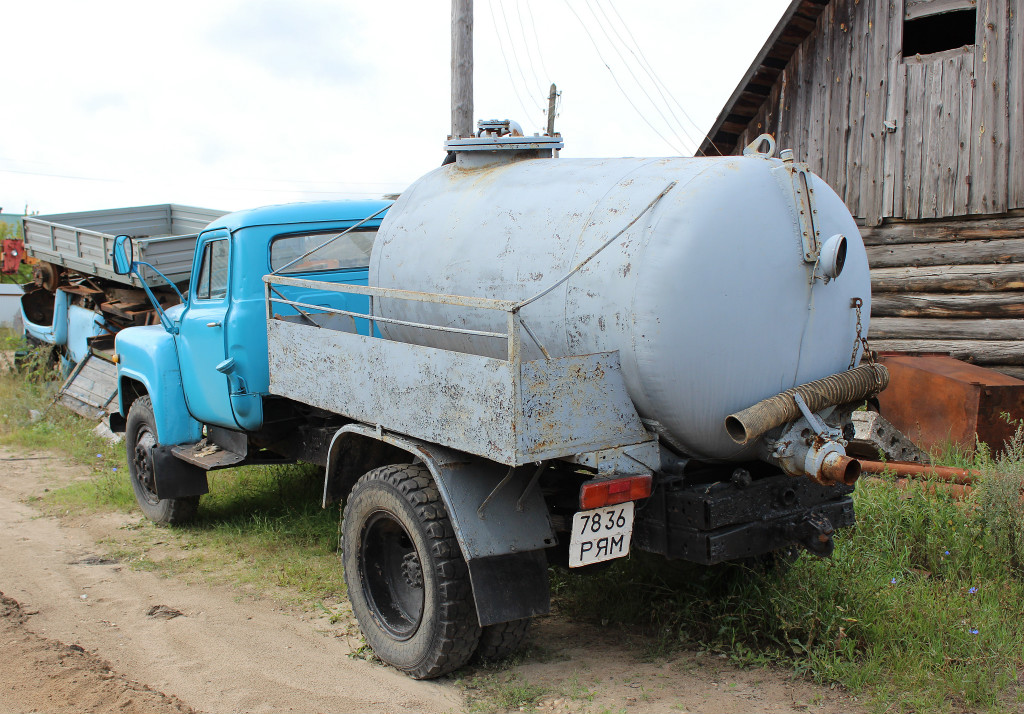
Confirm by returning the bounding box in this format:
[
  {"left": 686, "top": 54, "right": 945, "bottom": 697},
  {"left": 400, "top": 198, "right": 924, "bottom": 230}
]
[{"left": 206, "top": 321, "right": 222, "bottom": 327}]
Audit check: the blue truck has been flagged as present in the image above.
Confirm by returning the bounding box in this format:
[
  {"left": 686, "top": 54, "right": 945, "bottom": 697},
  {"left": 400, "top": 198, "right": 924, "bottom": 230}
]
[{"left": 109, "top": 131, "right": 886, "bottom": 680}]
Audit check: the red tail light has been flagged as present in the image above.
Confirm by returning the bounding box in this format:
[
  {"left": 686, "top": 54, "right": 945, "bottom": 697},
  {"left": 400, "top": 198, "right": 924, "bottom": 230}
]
[{"left": 579, "top": 474, "right": 652, "bottom": 510}]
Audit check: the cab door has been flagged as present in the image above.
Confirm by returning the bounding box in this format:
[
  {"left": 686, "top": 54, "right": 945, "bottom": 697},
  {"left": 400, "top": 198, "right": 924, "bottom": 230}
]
[{"left": 176, "top": 231, "right": 238, "bottom": 428}]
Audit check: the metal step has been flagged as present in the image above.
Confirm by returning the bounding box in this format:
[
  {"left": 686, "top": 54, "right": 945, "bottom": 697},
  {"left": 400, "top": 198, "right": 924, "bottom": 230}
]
[{"left": 171, "top": 441, "right": 246, "bottom": 470}]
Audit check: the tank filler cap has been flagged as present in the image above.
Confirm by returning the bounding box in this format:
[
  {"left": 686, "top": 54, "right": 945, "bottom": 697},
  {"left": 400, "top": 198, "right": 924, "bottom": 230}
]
[{"left": 446, "top": 119, "right": 563, "bottom": 169}]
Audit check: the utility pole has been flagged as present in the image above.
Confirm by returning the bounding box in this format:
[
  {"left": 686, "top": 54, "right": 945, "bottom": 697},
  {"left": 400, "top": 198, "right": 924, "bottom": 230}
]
[
  {"left": 546, "top": 83, "right": 559, "bottom": 136},
  {"left": 451, "top": 0, "right": 473, "bottom": 139}
]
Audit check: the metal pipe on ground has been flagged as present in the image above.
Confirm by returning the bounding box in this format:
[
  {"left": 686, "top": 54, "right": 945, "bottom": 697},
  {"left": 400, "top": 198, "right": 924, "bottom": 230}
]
[
  {"left": 725, "top": 363, "right": 890, "bottom": 446},
  {"left": 858, "top": 459, "right": 979, "bottom": 486},
  {"left": 894, "top": 479, "right": 974, "bottom": 500}
]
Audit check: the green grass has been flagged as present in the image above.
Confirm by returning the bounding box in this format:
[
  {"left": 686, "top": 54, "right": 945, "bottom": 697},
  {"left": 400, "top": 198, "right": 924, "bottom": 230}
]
[
  {"left": 551, "top": 437, "right": 1024, "bottom": 713},
  {"left": 1, "top": 351, "right": 1023, "bottom": 711},
  {"left": 458, "top": 671, "right": 549, "bottom": 713},
  {"left": 0, "top": 347, "right": 347, "bottom": 607}
]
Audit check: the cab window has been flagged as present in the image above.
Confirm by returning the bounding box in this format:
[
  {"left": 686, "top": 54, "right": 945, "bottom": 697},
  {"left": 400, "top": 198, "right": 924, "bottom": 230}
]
[
  {"left": 195, "top": 239, "right": 229, "bottom": 300},
  {"left": 270, "top": 229, "right": 376, "bottom": 274}
]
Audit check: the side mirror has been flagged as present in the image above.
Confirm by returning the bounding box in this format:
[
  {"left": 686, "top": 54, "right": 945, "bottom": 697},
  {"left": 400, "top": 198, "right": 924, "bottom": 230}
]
[{"left": 112, "top": 235, "right": 134, "bottom": 275}]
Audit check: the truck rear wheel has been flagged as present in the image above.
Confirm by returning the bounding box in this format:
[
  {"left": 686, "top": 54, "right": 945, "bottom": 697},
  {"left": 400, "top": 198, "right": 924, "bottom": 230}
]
[
  {"left": 125, "top": 396, "right": 198, "bottom": 525},
  {"left": 341, "top": 464, "right": 480, "bottom": 679},
  {"left": 475, "top": 618, "right": 532, "bottom": 662}
]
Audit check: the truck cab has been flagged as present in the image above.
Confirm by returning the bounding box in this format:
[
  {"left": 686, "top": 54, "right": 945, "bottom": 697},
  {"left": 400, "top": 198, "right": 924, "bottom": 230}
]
[{"left": 113, "top": 200, "right": 390, "bottom": 518}]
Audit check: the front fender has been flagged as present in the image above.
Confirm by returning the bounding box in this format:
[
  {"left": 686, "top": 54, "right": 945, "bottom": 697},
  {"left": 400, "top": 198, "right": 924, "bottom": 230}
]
[{"left": 115, "top": 326, "right": 202, "bottom": 446}]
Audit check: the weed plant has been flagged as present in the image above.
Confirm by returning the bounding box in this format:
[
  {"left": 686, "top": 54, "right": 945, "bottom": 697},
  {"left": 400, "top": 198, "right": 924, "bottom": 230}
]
[{"left": 551, "top": 430, "right": 1024, "bottom": 713}]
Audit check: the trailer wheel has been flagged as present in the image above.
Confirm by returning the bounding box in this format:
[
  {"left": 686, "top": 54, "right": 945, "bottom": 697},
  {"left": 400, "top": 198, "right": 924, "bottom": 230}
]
[
  {"left": 342, "top": 464, "right": 480, "bottom": 679},
  {"left": 125, "top": 396, "right": 198, "bottom": 525},
  {"left": 474, "top": 618, "right": 532, "bottom": 662}
]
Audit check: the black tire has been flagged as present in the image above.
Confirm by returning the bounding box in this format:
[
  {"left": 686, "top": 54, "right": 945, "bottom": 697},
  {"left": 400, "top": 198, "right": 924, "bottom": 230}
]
[
  {"left": 341, "top": 464, "right": 480, "bottom": 679},
  {"left": 125, "top": 396, "right": 199, "bottom": 525},
  {"left": 475, "top": 618, "right": 532, "bottom": 662}
]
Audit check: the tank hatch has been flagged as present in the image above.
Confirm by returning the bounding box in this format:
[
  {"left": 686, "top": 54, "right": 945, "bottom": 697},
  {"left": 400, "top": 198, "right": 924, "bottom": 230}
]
[{"left": 445, "top": 119, "right": 563, "bottom": 168}]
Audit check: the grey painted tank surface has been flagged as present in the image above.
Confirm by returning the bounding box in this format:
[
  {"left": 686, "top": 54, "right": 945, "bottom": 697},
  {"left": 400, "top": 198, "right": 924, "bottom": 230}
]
[{"left": 370, "top": 154, "right": 870, "bottom": 461}]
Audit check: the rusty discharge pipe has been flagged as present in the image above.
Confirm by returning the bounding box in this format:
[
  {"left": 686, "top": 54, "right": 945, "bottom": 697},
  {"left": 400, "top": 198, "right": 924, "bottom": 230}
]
[
  {"left": 725, "top": 363, "right": 890, "bottom": 446},
  {"left": 858, "top": 459, "right": 979, "bottom": 486},
  {"left": 820, "top": 453, "right": 862, "bottom": 486}
]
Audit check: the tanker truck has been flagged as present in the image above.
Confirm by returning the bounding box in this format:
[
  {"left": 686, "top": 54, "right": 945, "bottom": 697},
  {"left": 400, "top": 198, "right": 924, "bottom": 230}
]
[{"left": 109, "top": 126, "right": 887, "bottom": 679}]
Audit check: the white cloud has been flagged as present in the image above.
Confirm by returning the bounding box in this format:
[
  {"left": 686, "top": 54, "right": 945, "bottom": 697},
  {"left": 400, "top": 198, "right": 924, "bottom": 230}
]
[{"left": 1, "top": 0, "right": 790, "bottom": 216}]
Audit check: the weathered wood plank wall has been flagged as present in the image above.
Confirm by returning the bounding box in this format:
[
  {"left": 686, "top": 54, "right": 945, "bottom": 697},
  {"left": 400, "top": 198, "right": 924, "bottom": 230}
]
[
  {"left": 727, "top": 0, "right": 1023, "bottom": 377},
  {"left": 732, "top": 0, "right": 1020, "bottom": 225}
]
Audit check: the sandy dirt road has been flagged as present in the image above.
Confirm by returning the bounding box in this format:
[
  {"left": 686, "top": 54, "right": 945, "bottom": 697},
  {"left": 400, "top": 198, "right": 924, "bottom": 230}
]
[{"left": 0, "top": 445, "right": 866, "bottom": 713}]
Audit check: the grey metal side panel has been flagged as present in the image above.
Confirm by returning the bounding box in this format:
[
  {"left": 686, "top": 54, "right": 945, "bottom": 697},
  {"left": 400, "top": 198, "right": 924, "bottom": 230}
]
[
  {"left": 168, "top": 205, "right": 227, "bottom": 235},
  {"left": 517, "top": 352, "right": 650, "bottom": 461},
  {"left": 270, "top": 319, "right": 653, "bottom": 465},
  {"left": 22, "top": 204, "right": 226, "bottom": 287},
  {"left": 134, "top": 235, "right": 203, "bottom": 285},
  {"left": 268, "top": 319, "right": 519, "bottom": 463},
  {"left": 57, "top": 354, "right": 118, "bottom": 420}
]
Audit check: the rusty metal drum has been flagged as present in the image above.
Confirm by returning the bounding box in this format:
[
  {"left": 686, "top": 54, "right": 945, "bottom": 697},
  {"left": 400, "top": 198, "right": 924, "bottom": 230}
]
[{"left": 370, "top": 151, "right": 871, "bottom": 461}]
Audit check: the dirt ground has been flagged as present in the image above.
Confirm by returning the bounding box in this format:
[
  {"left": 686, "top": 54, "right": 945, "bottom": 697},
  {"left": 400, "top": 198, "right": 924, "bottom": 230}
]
[{"left": 0, "top": 444, "right": 868, "bottom": 714}]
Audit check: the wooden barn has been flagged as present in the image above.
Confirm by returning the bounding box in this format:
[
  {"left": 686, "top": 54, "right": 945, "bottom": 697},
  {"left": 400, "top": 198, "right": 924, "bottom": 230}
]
[{"left": 701, "top": 0, "right": 1024, "bottom": 378}]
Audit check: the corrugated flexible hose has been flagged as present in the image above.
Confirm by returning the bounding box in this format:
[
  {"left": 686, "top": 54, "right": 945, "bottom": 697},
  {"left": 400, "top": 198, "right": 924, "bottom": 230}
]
[{"left": 725, "top": 363, "right": 890, "bottom": 446}]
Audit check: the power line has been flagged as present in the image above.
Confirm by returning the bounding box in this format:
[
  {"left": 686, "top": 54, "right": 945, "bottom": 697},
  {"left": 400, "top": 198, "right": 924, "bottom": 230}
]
[
  {"left": 561, "top": 0, "right": 686, "bottom": 156},
  {"left": 486, "top": 0, "right": 540, "bottom": 127},
  {"left": 523, "top": 0, "right": 553, "bottom": 86},
  {"left": 0, "top": 167, "right": 120, "bottom": 183},
  {"left": 514, "top": 0, "right": 548, "bottom": 99},
  {"left": 0, "top": 168, "right": 405, "bottom": 196},
  {"left": 589, "top": 0, "right": 702, "bottom": 153},
  {"left": 496, "top": 0, "right": 546, "bottom": 118},
  {"left": 583, "top": 0, "right": 696, "bottom": 154},
  {"left": 604, "top": 0, "right": 723, "bottom": 156}
]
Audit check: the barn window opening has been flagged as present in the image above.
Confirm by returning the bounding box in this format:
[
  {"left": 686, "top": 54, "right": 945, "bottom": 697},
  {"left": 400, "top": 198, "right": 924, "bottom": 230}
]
[{"left": 903, "top": 9, "right": 976, "bottom": 57}]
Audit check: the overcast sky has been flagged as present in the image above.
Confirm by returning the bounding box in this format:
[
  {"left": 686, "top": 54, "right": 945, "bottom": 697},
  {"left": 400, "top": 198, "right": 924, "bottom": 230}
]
[{"left": 3, "top": 0, "right": 790, "bottom": 217}]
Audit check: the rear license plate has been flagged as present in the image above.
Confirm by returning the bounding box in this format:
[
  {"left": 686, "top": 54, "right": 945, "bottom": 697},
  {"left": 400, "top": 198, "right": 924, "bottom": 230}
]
[{"left": 569, "top": 502, "right": 635, "bottom": 568}]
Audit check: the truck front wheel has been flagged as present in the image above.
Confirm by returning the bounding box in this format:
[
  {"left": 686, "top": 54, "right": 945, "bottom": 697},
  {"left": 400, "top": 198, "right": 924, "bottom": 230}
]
[
  {"left": 341, "top": 464, "right": 480, "bottom": 679},
  {"left": 125, "top": 396, "right": 198, "bottom": 525}
]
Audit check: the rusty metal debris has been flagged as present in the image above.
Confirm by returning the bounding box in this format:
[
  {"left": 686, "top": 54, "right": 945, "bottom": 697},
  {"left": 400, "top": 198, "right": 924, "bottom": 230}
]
[
  {"left": 858, "top": 459, "right": 979, "bottom": 486},
  {"left": 847, "top": 410, "right": 929, "bottom": 463},
  {"left": 877, "top": 353, "right": 1024, "bottom": 456}
]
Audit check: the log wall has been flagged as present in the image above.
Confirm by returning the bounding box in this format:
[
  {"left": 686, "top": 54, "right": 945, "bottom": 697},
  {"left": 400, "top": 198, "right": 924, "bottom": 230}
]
[{"left": 864, "top": 214, "right": 1024, "bottom": 378}]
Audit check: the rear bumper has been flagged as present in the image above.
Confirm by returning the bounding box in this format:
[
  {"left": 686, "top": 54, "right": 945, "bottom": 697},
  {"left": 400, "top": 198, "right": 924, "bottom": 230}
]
[{"left": 634, "top": 471, "right": 855, "bottom": 565}]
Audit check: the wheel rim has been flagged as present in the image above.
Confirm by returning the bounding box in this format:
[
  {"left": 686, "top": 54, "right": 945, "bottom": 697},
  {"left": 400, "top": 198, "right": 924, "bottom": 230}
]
[
  {"left": 359, "top": 510, "right": 424, "bottom": 640},
  {"left": 131, "top": 424, "right": 160, "bottom": 505}
]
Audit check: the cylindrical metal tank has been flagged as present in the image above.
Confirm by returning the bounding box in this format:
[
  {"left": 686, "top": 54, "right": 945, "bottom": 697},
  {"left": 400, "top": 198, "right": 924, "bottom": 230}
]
[{"left": 370, "top": 151, "right": 871, "bottom": 461}]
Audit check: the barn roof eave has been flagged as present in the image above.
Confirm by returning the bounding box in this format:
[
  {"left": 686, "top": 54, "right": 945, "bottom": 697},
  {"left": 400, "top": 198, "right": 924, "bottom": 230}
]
[{"left": 698, "top": 0, "right": 831, "bottom": 156}]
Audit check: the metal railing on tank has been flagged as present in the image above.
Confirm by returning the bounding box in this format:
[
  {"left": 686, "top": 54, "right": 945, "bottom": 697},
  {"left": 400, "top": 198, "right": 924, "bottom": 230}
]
[{"left": 262, "top": 275, "right": 555, "bottom": 365}]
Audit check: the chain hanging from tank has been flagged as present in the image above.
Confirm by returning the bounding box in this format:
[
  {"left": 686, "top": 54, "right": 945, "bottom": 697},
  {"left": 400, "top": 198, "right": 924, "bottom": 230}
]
[{"left": 849, "top": 297, "right": 874, "bottom": 370}]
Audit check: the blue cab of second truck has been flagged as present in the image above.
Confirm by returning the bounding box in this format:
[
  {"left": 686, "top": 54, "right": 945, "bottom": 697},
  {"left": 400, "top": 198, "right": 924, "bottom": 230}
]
[{"left": 114, "top": 200, "right": 391, "bottom": 446}]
